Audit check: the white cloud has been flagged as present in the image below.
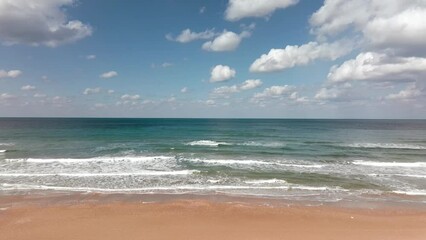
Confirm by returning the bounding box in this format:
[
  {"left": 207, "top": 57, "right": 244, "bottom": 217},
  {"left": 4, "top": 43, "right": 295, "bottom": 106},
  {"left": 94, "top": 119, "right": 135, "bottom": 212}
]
[
  {"left": 107, "top": 89, "right": 115, "bottom": 94},
  {"left": 225, "top": 0, "right": 299, "bottom": 21},
  {"left": 210, "top": 65, "right": 236, "bottom": 83},
  {"left": 212, "top": 79, "right": 262, "bottom": 97},
  {"left": 0, "top": 93, "right": 15, "bottom": 100},
  {"left": 386, "top": 84, "right": 423, "bottom": 100},
  {"left": 0, "top": 0, "right": 92, "bottom": 47},
  {"left": 309, "top": 0, "right": 426, "bottom": 54},
  {"left": 21, "top": 85, "right": 36, "bottom": 91},
  {"left": 200, "top": 6, "right": 206, "bottom": 14},
  {"left": 34, "top": 93, "right": 47, "bottom": 98},
  {"left": 212, "top": 85, "right": 239, "bottom": 95},
  {"left": 100, "top": 71, "right": 118, "bottom": 79},
  {"left": 121, "top": 94, "right": 140, "bottom": 100},
  {"left": 254, "top": 85, "right": 295, "bottom": 99},
  {"left": 83, "top": 87, "right": 101, "bottom": 95},
  {"left": 86, "top": 55, "right": 96, "bottom": 60},
  {"left": 181, "top": 87, "right": 188, "bottom": 93},
  {"left": 202, "top": 30, "right": 250, "bottom": 52},
  {"left": 166, "top": 28, "right": 216, "bottom": 43},
  {"left": 0, "top": 69, "right": 22, "bottom": 78},
  {"left": 315, "top": 87, "right": 345, "bottom": 100},
  {"left": 327, "top": 52, "right": 426, "bottom": 84},
  {"left": 250, "top": 41, "right": 352, "bottom": 72},
  {"left": 363, "top": 8, "right": 426, "bottom": 54},
  {"left": 240, "top": 79, "right": 263, "bottom": 90}
]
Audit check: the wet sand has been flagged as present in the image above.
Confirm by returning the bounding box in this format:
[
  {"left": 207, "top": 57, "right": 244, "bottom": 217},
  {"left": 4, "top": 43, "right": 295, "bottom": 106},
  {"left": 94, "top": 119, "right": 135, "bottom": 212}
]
[{"left": 1, "top": 194, "right": 425, "bottom": 240}]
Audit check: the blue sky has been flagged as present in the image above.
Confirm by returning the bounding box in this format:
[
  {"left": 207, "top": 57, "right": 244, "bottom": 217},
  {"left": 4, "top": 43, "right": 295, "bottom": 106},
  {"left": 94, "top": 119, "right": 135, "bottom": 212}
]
[{"left": 0, "top": 0, "right": 425, "bottom": 118}]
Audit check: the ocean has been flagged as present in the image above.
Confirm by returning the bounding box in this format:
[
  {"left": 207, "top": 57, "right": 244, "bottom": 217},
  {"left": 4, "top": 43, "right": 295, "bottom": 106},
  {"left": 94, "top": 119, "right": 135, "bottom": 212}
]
[{"left": 0, "top": 118, "right": 425, "bottom": 204}]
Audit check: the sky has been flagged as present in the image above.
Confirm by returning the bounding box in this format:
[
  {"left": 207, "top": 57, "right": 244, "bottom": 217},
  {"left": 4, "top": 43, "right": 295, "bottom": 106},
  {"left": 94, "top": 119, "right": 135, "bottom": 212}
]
[{"left": 0, "top": 0, "right": 425, "bottom": 118}]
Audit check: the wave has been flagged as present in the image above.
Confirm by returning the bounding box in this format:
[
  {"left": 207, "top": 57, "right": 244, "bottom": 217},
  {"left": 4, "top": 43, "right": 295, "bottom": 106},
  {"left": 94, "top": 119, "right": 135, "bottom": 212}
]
[
  {"left": 393, "top": 190, "right": 426, "bottom": 196},
  {"left": 245, "top": 179, "right": 287, "bottom": 184},
  {"left": 6, "top": 156, "right": 175, "bottom": 163},
  {"left": 0, "top": 170, "right": 198, "bottom": 177},
  {"left": 368, "top": 174, "right": 426, "bottom": 179},
  {"left": 344, "top": 143, "right": 426, "bottom": 150},
  {"left": 1, "top": 183, "right": 342, "bottom": 193},
  {"left": 185, "top": 140, "right": 231, "bottom": 147},
  {"left": 0, "top": 150, "right": 6, "bottom": 153},
  {"left": 186, "top": 158, "right": 323, "bottom": 168},
  {"left": 240, "top": 141, "right": 286, "bottom": 148},
  {"left": 186, "top": 158, "right": 274, "bottom": 165},
  {"left": 353, "top": 160, "right": 426, "bottom": 168},
  {"left": 0, "top": 143, "right": 14, "bottom": 146}
]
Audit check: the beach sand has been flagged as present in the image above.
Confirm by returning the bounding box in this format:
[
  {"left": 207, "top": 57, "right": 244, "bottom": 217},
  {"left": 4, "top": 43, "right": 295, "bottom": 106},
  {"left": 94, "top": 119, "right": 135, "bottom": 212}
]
[{"left": 1, "top": 194, "right": 426, "bottom": 240}]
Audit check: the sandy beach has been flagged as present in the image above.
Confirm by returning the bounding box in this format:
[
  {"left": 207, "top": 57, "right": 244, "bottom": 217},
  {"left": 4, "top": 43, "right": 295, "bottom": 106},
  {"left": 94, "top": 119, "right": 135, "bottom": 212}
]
[{"left": 1, "top": 194, "right": 425, "bottom": 240}]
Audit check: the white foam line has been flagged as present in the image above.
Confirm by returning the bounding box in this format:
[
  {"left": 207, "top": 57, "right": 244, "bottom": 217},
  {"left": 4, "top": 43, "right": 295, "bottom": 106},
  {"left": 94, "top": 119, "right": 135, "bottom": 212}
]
[
  {"left": 0, "top": 150, "right": 6, "bottom": 153},
  {"left": 0, "top": 170, "right": 199, "bottom": 177},
  {"left": 6, "top": 156, "right": 175, "bottom": 163},
  {"left": 369, "top": 174, "right": 426, "bottom": 179},
  {"left": 393, "top": 190, "right": 426, "bottom": 196},
  {"left": 353, "top": 160, "right": 426, "bottom": 168},
  {"left": 1, "top": 183, "right": 343, "bottom": 193},
  {"left": 245, "top": 179, "right": 287, "bottom": 184},
  {"left": 345, "top": 143, "right": 426, "bottom": 150},
  {"left": 0, "top": 143, "right": 14, "bottom": 146},
  {"left": 185, "top": 140, "right": 231, "bottom": 147},
  {"left": 186, "top": 159, "right": 324, "bottom": 168}
]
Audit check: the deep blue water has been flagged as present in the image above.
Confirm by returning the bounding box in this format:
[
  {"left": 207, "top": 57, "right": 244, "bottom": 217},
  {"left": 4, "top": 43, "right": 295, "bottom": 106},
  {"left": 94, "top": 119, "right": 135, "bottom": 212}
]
[{"left": 0, "top": 118, "right": 425, "bottom": 203}]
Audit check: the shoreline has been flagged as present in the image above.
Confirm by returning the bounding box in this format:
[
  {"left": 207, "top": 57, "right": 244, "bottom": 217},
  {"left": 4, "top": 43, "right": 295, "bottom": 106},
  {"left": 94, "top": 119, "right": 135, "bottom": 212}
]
[
  {"left": 1, "top": 193, "right": 426, "bottom": 240},
  {"left": 1, "top": 191, "right": 426, "bottom": 210}
]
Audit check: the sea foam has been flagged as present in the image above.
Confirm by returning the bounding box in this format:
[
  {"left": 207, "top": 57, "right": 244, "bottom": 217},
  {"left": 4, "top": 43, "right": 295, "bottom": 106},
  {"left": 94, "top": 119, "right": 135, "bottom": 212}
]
[
  {"left": 6, "top": 156, "right": 174, "bottom": 163},
  {"left": 186, "top": 140, "right": 231, "bottom": 147},
  {"left": 344, "top": 143, "right": 426, "bottom": 150},
  {"left": 0, "top": 170, "right": 198, "bottom": 177},
  {"left": 353, "top": 160, "right": 426, "bottom": 168}
]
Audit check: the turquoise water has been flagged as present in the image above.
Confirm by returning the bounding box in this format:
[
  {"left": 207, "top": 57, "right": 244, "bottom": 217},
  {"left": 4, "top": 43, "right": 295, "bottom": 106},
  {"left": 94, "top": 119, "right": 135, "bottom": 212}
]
[{"left": 0, "top": 118, "right": 425, "bottom": 203}]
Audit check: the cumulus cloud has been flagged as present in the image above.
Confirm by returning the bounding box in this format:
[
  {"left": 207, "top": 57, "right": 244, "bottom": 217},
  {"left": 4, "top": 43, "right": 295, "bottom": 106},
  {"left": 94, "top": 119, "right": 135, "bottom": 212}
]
[
  {"left": 181, "top": 87, "right": 188, "bottom": 93},
  {"left": 212, "top": 85, "right": 240, "bottom": 95},
  {"left": 21, "top": 85, "right": 36, "bottom": 91},
  {"left": 315, "top": 87, "right": 345, "bottom": 100},
  {"left": 253, "top": 85, "right": 295, "bottom": 99},
  {"left": 107, "top": 89, "right": 115, "bottom": 94},
  {"left": 0, "top": 0, "right": 92, "bottom": 47},
  {"left": 240, "top": 79, "right": 263, "bottom": 90},
  {"left": 210, "top": 65, "right": 236, "bottom": 83},
  {"left": 202, "top": 30, "right": 250, "bottom": 52},
  {"left": 166, "top": 28, "right": 216, "bottom": 43},
  {"left": 310, "top": 0, "right": 426, "bottom": 54},
  {"left": 121, "top": 94, "right": 140, "bottom": 100},
  {"left": 386, "top": 84, "right": 423, "bottom": 100},
  {"left": 250, "top": 41, "right": 352, "bottom": 72},
  {"left": 327, "top": 52, "right": 426, "bottom": 84},
  {"left": 100, "top": 71, "right": 118, "bottom": 79},
  {"left": 212, "top": 79, "right": 262, "bottom": 96},
  {"left": 225, "top": 0, "right": 299, "bottom": 21},
  {"left": 0, "top": 69, "right": 22, "bottom": 79},
  {"left": 83, "top": 87, "right": 101, "bottom": 95}
]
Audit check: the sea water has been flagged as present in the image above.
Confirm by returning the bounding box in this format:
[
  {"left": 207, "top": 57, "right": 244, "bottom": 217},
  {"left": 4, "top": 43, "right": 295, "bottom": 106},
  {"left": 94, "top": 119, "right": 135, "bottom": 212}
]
[{"left": 0, "top": 118, "right": 425, "bottom": 204}]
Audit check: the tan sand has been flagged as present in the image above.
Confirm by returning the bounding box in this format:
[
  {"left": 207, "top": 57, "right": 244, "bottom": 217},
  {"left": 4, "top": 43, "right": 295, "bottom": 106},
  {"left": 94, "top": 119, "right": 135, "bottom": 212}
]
[{"left": 1, "top": 199, "right": 425, "bottom": 240}]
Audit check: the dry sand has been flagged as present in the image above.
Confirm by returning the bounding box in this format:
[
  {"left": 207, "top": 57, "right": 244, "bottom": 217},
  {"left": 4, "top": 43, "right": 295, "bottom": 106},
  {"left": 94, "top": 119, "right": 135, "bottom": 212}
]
[{"left": 1, "top": 195, "right": 426, "bottom": 240}]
